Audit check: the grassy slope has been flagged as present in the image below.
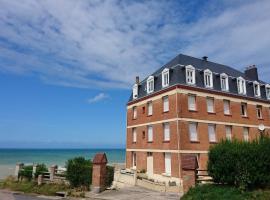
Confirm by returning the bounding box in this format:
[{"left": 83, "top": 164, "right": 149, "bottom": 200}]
[{"left": 182, "top": 185, "right": 270, "bottom": 200}]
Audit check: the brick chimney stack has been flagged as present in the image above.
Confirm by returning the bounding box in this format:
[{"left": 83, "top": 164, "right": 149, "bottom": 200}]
[{"left": 245, "top": 65, "right": 258, "bottom": 81}]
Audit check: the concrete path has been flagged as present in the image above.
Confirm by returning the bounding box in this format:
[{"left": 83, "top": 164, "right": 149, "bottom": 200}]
[
  {"left": 0, "top": 190, "right": 64, "bottom": 200},
  {"left": 89, "top": 186, "right": 181, "bottom": 200}
]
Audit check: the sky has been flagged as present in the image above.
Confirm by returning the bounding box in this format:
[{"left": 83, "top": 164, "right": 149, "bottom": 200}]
[{"left": 0, "top": 0, "right": 270, "bottom": 148}]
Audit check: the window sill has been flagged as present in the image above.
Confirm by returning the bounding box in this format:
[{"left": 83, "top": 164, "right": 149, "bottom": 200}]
[
  {"left": 207, "top": 112, "right": 216, "bottom": 115},
  {"left": 241, "top": 115, "right": 249, "bottom": 118},
  {"left": 224, "top": 114, "right": 232, "bottom": 116},
  {"left": 132, "top": 142, "right": 137, "bottom": 144},
  {"left": 258, "top": 118, "right": 264, "bottom": 120},
  {"left": 163, "top": 140, "right": 170, "bottom": 143},
  {"left": 189, "top": 110, "right": 198, "bottom": 112},
  {"left": 147, "top": 141, "right": 153, "bottom": 144},
  {"left": 162, "top": 173, "right": 171, "bottom": 177},
  {"left": 132, "top": 118, "right": 137, "bottom": 120},
  {"left": 163, "top": 111, "right": 169, "bottom": 113},
  {"left": 209, "top": 141, "right": 218, "bottom": 144},
  {"left": 147, "top": 114, "right": 153, "bottom": 117},
  {"left": 190, "top": 140, "right": 200, "bottom": 143}
]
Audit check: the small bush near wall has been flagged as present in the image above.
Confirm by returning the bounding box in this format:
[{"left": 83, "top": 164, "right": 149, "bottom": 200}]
[
  {"left": 208, "top": 137, "right": 270, "bottom": 190},
  {"left": 19, "top": 165, "right": 33, "bottom": 181},
  {"left": 35, "top": 164, "right": 48, "bottom": 178},
  {"left": 105, "top": 166, "right": 114, "bottom": 187},
  {"left": 66, "top": 157, "right": 92, "bottom": 189}
]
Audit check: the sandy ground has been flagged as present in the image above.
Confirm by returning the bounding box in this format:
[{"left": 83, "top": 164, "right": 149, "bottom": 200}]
[{"left": 0, "top": 165, "right": 14, "bottom": 180}]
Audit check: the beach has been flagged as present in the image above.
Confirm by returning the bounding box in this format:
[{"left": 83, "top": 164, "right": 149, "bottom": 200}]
[{"left": 0, "top": 149, "right": 125, "bottom": 179}]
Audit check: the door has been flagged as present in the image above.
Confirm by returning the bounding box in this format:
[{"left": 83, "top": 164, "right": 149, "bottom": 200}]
[
  {"left": 165, "top": 153, "right": 171, "bottom": 176},
  {"left": 147, "top": 152, "right": 153, "bottom": 176}
]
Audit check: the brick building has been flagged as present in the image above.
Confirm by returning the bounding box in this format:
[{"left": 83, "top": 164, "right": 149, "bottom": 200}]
[{"left": 126, "top": 54, "right": 270, "bottom": 185}]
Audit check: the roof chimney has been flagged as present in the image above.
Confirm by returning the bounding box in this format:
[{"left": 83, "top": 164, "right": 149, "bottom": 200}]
[
  {"left": 135, "top": 76, "right": 140, "bottom": 84},
  {"left": 202, "top": 56, "right": 208, "bottom": 61},
  {"left": 245, "top": 65, "right": 258, "bottom": 81}
]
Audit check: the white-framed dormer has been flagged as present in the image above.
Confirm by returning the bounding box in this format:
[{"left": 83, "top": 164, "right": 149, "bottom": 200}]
[
  {"left": 237, "top": 77, "right": 246, "bottom": 95},
  {"left": 185, "top": 65, "right": 196, "bottom": 85},
  {"left": 266, "top": 84, "right": 270, "bottom": 100},
  {"left": 220, "top": 73, "right": 229, "bottom": 92},
  {"left": 204, "top": 69, "right": 213, "bottom": 88},
  {"left": 253, "top": 81, "right": 261, "bottom": 98},
  {"left": 132, "top": 84, "right": 138, "bottom": 99},
  {"left": 147, "top": 76, "right": 154, "bottom": 94},
  {"left": 162, "top": 68, "right": 170, "bottom": 88}
]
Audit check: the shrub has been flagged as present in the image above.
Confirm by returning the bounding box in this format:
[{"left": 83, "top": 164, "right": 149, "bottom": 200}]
[
  {"left": 208, "top": 137, "right": 270, "bottom": 190},
  {"left": 35, "top": 164, "right": 48, "bottom": 178},
  {"left": 105, "top": 166, "right": 114, "bottom": 187},
  {"left": 19, "top": 165, "right": 33, "bottom": 181},
  {"left": 66, "top": 157, "right": 92, "bottom": 189}
]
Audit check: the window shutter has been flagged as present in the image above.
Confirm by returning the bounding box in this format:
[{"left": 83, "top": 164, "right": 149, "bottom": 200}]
[
  {"left": 148, "top": 102, "right": 153, "bottom": 115},
  {"left": 132, "top": 129, "right": 137, "bottom": 142}
]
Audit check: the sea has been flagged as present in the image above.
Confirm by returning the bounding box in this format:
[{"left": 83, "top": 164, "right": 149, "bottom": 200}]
[{"left": 0, "top": 149, "right": 125, "bottom": 179}]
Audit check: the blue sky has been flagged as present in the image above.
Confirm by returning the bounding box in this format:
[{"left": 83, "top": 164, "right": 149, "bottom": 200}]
[{"left": 0, "top": 0, "right": 270, "bottom": 148}]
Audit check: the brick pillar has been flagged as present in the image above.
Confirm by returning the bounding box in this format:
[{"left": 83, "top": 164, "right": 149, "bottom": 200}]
[
  {"left": 181, "top": 155, "right": 198, "bottom": 193},
  {"left": 91, "top": 153, "right": 108, "bottom": 193}
]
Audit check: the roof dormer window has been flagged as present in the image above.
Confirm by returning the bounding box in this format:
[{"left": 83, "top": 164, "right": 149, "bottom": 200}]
[
  {"left": 266, "top": 84, "right": 270, "bottom": 100},
  {"left": 220, "top": 73, "right": 229, "bottom": 91},
  {"left": 186, "top": 65, "right": 196, "bottom": 85},
  {"left": 204, "top": 69, "right": 213, "bottom": 88},
  {"left": 253, "top": 81, "right": 261, "bottom": 98},
  {"left": 162, "top": 68, "right": 169, "bottom": 88},
  {"left": 237, "top": 77, "right": 246, "bottom": 95},
  {"left": 133, "top": 84, "right": 138, "bottom": 99},
  {"left": 147, "top": 76, "right": 154, "bottom": 94}
]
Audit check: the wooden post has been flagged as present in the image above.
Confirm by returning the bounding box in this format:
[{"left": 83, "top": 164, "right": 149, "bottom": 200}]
[{"left": 15, "top": 163, "right": 24, "bottom": 180}]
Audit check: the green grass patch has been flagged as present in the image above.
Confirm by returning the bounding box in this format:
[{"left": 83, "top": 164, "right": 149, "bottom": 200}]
[{"left": 182, "top": 184, "right": 270, "bottom": 200}]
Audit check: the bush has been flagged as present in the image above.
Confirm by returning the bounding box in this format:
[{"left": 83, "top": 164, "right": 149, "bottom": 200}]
[
  {"left": 35, "top": 164, "right": 48, "bottom": 178},
  {"left": 208, "top": 137, "right": 270, "bottom": 190},
  {"left": 19, "top": 165, "right": 33, "bottom": 181},
  {"left": 105, "top": 166, "right": 114, "bottom": 187},
  {"left": 66, "top": 157, "right": 92, "bottom": 189}
]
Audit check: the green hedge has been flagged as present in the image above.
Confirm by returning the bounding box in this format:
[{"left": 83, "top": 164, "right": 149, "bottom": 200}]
[
  {"left": 105, "top": 166, "right": 114, "bottom": 187},
  {"left": 19, "top": 165, "right": 33, "bottom": 181},
  {"left": 208, "top": 137, "right": 270, "bottom": 190},
  {"left": 35, "top": 163, "right": 48, "bottom": 178}
]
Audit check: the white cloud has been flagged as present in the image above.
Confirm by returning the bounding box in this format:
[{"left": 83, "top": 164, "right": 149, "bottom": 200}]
[
  {"left": 0, "top": 0, "right": 269, "bottom": 89},
  {"left": 87, "top": 93, "right": 109, "bottom": 104}
]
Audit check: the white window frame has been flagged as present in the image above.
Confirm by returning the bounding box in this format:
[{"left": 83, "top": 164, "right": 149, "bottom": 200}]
[
  {"left": 265, "top": 84, "right": 270, "bottom": 100},
  {"left": 133, "top": 84, "right": 138, "bottom": 99},
  {"left": 164, "top": 153, "right": 171, "bottom": 176},
  {"left": 188, "top": 95, "right": 196, "bottom": 111},
  {"left": 147, "top": 76, "right": 154, "bottom": 94},
  {"left": 132, "top": 106, "right": 137, "bottom": 119},
  {"left": 225, "top": 125, "right": 232, "bottom": 140},
  {"left": 237, "top": 77, "right": 246, "bottom": 95},
  {"left": 208, "top": 124, "right": 216, "bottom": 142},
  {"left": 243, "top": 127, "right": 249, "bottom": 141},
  {"left": 185, "top": 65, "right": 196, "bottom": 85},
  {"left": 162, "top": 68, "right": 169, "bottom": 88},
  {"left": 163, "top": 123, "right": 170, "bottom": 141},
  {"left": 206, "top": 97, "right": 215, "bottom": 113},
  {"left": 256, "top": 105, "right": 263, "bottom": 119},
  {"left": 220, "top": 73, "right": 229, "bottom": 91},
  {"left": 223, "top": 100, "right": 231, "bottom": 115},
  {"left": 147, "top": 125, "right": 153, "bottom": 142},
  {"left": 147, "top": 101, "right": 153, "bottom": 116},
  {"left": 189, "top": 122, "right": 198, "bottom": 142},
  {"left": 241, "top": 103, "right": 248, "bottom": 117},
  {"left": 204, "top": 69, "right": 213, "bottom": 88},
  {"left": 253, "top": 81, "right": 261, "bottom": 97},
  {"left": 132, "top": 128, "right": 137, "bottom": 143},
  {"left": 163, "top": 96, "right": 169, "bottom": 112}
]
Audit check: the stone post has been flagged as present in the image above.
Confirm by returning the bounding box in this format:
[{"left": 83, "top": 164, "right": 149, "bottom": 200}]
[
  {"left": 32, "top": 164, "right": 37, "bottom": 179},
  {"left": 91, "top": 153, "right": 108, "bottom": 193},
  {"left": 49, "top": 165, "right": 57, "bottom": 182},
  {"left": 15, "top": 163, "right": 24, "bottom": 180},
  {"left": 181, "top": 155, "right": 198, "bottom": 193},
  {"left": 38, "top": 174, "right": 43, "bottom": 186},
  {"left": 133, "top": 169, "right": 137, "bottom": 186}
]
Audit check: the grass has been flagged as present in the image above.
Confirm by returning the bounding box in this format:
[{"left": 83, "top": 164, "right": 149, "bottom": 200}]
[{"left": 182, "top": 184, "right": 270, "bottom": 200}]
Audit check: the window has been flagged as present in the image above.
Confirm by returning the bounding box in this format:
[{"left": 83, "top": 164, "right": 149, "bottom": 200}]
[
  {"left": 189, "top": 122, "right": 198, "bottom": 141},
  {"left": 224, "top": 100, "right": 231, "bottom": 115},
  {"left": 204, "top": 69, "right": 213, "bottom": 88},
  {"left": 207, "top": 97, "right": 215, "bottom": 113},
  {"left": 186, "top": 65, "right": 196, "bottom": 85},
  {"left": 147, "top": 126, "right": 153, "bottom": 142},
  {"left": 132, "top": 128, "right": 137, "bottom": 143},
  {"left": 132, "top": 152, "right": 136, "bottom": 168},
  {"left": 163, "top": 123, "right": 170, "bottom": 141},
  {"left": 132, "top": 106, "right": 137, "bottom": 119},
  {"left": 253, "top": 81, "right": 261, "bottom": 97},
  {"left": 208, "top": 124, "right": 216, "bottom": 142},
  {"left": 241, "top": 103, "right": 247, "bottom": 117},
  {"left": 133, "top": 84, "right": 138, "bottom": 99},
  {"left": 188, "top": 95, "right": 196, "bottom": 111},
  {"left": 162, "top": 68, "right": 169, "bottom": 88},
  {"left": 237, "top": 77, "right": 246, "bottom": 95},
  {"left": 225, "top": 126, "right": 232, "bottom": 140},
  {"left": 256, "top": 105, "right": 263, "bottom": 119},
  {"left": 163, "top": 96, "right": 169, "bottom": 112},
  {"left": 243, "top": 127, "right": 249, "bottom": 141},
  {"left": 147, "top": 101, "right": 153, "bottom": 116},
  {"left": 147, "top": 76, "right": 154, "bottom": 94},
  {"left": 220, "top": 73, "right": 229, "bottom": 91},
  {"left": 164, "top": 153, "right": 171, "bottom": 176},
  {"left": 266, "top": 84, "right": 270, "bottom": 100}
]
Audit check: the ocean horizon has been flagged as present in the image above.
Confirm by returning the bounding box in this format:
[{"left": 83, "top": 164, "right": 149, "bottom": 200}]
[{"left": 0, "top": 148, "right": 125, "bottom": 179}]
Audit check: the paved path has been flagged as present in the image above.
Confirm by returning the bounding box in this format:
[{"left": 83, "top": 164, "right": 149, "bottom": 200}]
[{"left": 0, "top": 190, "right": 64, "bottom": 200}]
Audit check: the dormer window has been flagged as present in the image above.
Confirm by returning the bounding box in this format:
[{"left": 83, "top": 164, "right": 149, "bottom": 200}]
[
  {"left": 133, "top": 84, "right": 138, "bottom": 99},
  {"left": 253, "top": 81, "right": 261, "bottom": 97},
  {"left": 220, "top": 73, "right": 229, "bottom": 91},
  {"left": 204, "top": 69, "right": 213, "bottom": 88},
  {"left": 147, "top": 76, "right": 154, "bottom": 94},
  {"left": 162, "top": 68, "right": 169, "bottom": 88},
  {"left": 237, "top": 77, "right": 246, "bottom": 95},
  {"left": 186, "top": 65, "right": 196, "bottom": 85},
  {"left": 266, "top": 84, "right": 270, "bottom": 100}
]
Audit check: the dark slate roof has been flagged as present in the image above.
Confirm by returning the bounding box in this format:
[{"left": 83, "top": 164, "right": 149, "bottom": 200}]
[{"left": 128, "top": 54, "right": 270, "bottom": 103}]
